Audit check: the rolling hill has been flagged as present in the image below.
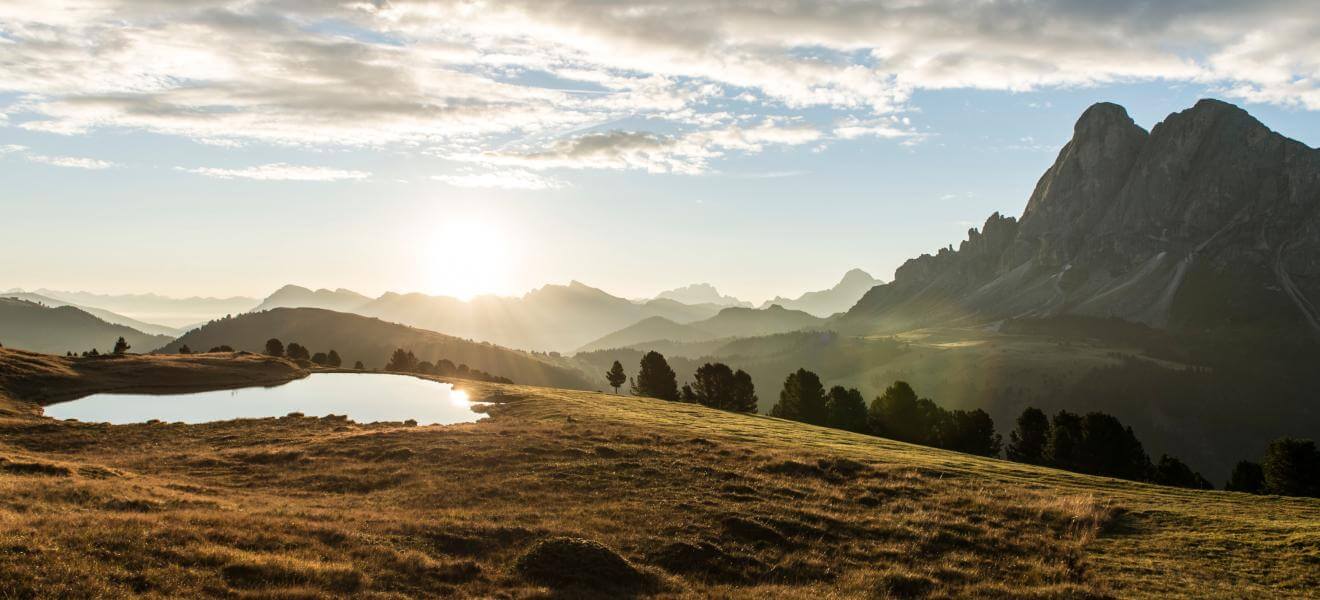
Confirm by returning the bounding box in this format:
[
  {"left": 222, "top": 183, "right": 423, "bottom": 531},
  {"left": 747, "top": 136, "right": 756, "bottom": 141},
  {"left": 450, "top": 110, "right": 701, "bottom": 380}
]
[
  {"left": 0, "top": 297, "right": 173, "bottom": 355},
  {"left": 3, "top": 292, "right": 181, "bottom": 337},
  {"left": 158, "top": 308, "right": 593, "bottom": 390}
]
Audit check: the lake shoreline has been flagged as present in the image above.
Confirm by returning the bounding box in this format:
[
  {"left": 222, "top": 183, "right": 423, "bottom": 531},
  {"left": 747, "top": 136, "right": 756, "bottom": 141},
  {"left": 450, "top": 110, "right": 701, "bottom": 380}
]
[{"left": 0, "top": 348, "right": 308, "bottom": 416}]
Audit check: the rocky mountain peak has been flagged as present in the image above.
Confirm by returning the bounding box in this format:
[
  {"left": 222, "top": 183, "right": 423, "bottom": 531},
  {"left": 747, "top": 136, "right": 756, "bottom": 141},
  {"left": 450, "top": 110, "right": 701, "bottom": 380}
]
[{"left": 843, "top": 99, "right": 1320, "bottom": 337}]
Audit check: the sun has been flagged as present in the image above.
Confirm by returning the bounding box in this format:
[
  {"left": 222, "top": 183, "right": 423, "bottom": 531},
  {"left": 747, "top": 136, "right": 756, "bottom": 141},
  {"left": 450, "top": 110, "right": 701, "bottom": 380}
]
[{"left": 423, "top": 220, "right": 514, "bottom": 300}]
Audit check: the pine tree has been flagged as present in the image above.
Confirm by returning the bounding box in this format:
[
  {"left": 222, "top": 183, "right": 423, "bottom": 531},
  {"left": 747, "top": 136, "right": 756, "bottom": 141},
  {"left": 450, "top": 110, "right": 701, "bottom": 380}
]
[
  {"left": 630, "top": 351, "right": 678, "bottom": 400},
  {"left": 1006, "top": 407, "right": 1050, "bottom": 464},
  {"left": 825, "top": 386, "right": 867, "bottom": 432},
  {"left": 285, "top": 342, "right": 310, "bottom": 361},
  {"left": 729, "top": 369, "right": 758, "bottom": 413},
  {"left": 606, "top": 360, "right": 627, "bottom": 394},
  {"left": 386, "top": 348, "right": 419, "bottom": 372},
  {"left": 112, "top": 336, "right": 130, "bottom": 355},
  {"left": 327, "top": 350, "right": 342, "bottom": 367},
  {"left": 1263, "top": 438, "right": 1320, "bottom": 497},
  {"left": 771, "top": 369, "right": 827, "bottom": 425},
  {"left": 1225, "top": 460, "right": 1265, "bottom": 494}
]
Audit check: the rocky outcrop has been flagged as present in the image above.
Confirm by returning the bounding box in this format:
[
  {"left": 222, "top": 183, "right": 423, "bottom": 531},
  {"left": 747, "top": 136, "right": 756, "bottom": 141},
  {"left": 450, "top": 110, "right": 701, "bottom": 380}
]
[{"left": 841, "top": 99, "right": 1320, "bottom": 336}]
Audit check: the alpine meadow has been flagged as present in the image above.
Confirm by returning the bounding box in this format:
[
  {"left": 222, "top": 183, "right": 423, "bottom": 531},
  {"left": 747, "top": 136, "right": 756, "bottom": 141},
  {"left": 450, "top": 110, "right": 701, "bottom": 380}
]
[{"left": 2, "top": 2, "right": 1319, "bottom": 599}]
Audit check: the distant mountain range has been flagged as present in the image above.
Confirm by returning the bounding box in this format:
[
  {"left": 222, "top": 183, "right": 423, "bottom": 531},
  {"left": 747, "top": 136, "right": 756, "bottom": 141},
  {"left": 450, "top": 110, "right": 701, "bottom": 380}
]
[
  {"left": 250, "top": 285, "right": 374, "bottom": 313},
  {"left": 160, "top": 308, "right": 593, "bottom": 390},
  {"left": 0, "top": 297, "right": 173, "bottom": 355},
  {"left": 243, "top": 271, "right": 877, "bottom": 353},
  {"left": 653, "top": 283, "right": 751, "bottom": 307},
  {"left": 9, "top": 288, "right": 256, "bottom": 329},
  {"left": 758, "top": 269, "right": 881, "bottom": 317},
  {"left": 578, "top": 304, "right": 826, "bottom": 353}
]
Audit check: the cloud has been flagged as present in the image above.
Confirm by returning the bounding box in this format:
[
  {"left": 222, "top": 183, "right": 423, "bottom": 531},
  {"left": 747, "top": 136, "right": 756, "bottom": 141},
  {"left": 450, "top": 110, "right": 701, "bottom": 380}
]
[
  {"left": 0, "top": 143, "right": 116, "bottom": 168},
  {"left": 431, "top": 169, "right": 566, "bottom": 190},
  {"left": 177, "top": 163, "right": 371, "bottom": 181},
  {"left": 26, "top": 154, "right": 116, "bottom": 169},
  {"left": 0, "top": 0, "right": 1317, "bottom": 177},
  {"left": 454, "top": 121, "right": 823, "bottom": 174}
]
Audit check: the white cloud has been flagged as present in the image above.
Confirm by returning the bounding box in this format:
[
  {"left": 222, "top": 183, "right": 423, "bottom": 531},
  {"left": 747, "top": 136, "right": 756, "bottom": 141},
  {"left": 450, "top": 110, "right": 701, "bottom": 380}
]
[
  {"left": 0, "top": 0, "right": 1316, "bottom": 179},
  {"left": 177, "top": 163, "right": 371, "bottom": 182},
  {"left": 26, "top": 154, "right": 116, "bottom": 169},
  {"left": 431, "top": 169, "right": 566, "bottom": 190},
  {"left": 0, "top": 143, "right": 115, "bottom": 168}
]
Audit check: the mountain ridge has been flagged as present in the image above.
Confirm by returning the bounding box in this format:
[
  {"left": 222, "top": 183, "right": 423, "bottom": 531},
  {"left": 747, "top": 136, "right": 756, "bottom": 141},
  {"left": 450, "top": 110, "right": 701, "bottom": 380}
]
[
  {"left": 758, "top": 268, "right": 881, "bottom": 316},
  {"left": 839, "top": 98, "right": 1320, "bottom": 337},
  {"left": 0, "top": 297, "right": 173, "bottom": 355},
  {"left": 577, "top": 303, "right": 826, "bottom": 353}
]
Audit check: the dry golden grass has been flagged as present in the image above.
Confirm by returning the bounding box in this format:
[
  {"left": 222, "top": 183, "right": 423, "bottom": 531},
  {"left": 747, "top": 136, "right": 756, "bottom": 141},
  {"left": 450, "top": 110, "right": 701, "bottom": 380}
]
[{"left": 0, "top": 349, "right": 1315, "bottom": 598}]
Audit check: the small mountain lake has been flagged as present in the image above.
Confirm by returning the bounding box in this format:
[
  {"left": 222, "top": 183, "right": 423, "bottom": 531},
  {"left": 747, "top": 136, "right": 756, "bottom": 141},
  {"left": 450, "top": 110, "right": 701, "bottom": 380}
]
[{"left": 43, "top": 373, "right": 487, "bottom": 425}]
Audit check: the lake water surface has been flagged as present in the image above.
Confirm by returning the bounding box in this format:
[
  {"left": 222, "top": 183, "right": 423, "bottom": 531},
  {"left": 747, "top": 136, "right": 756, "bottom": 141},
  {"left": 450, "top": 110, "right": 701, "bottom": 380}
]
[{"left": 44, "top": 373, "right": 485, "bottom": 425}]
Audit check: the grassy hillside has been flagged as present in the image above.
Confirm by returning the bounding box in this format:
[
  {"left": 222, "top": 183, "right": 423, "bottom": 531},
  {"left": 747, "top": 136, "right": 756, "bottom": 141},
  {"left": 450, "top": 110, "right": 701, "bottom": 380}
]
[
  {"left": 162, "top": 307, "right": 593, "bottom": 390},
  {"left": 0, "top": 297, "right": 174, "bottom": 355},
  {"left": 579, "top": 324, "right": 1317, "bottom": 483},
  {"left": 575, "top": 331, "right": 908, "bottom": 413},
  {"left": 0, "top": 352, "right": 1314, "bottom": 598}
]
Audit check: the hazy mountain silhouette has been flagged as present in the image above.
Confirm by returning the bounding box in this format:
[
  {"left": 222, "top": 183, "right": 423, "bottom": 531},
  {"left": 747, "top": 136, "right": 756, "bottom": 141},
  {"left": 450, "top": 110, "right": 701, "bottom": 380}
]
[
  {"left": 0, "top": 297, "right": 173, "bottom": 354},
  {"left": 838, "top": 99, "right": 1320, "bottom": 337},
  {"left": 250, "top": 285, "right": 373, "bottom": 313},
  {"left": 578, "top": 304, "right": 825, "bottom": 352},
  {"left": 578, "top": 316, "right": 716, "bottom": 353},
  {"left": 654, "top": 283, "right": 751, "bottom": 307},
  {"left": 249, "top": 281, "right": 725, "bottom": 352},
  {"left": 25, "top": 289, "right": 256, "bottom": 329},
  {"left": 4, "top": 292, "right": 182, "bottom": 336},
  {"left": 160, "top": 308, "right": 593, "bottom": 389},
  {"left": 758, "top": 269, "right": 882, "bottom": 317}
]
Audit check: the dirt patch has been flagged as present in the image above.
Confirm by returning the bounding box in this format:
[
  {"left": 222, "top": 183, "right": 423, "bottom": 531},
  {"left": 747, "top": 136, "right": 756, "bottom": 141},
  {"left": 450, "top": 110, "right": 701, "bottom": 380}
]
[
  {"left": 758, "top": 457, "right": 870, "bottom": 482},
  {"left": 647, "top": 540, "right": 767, "bottom": 584},
  {"left": 0, "top": 457, "right": 72, "bottom": 477},
  {"left": 720, "top": 516, "right": 790, "bottom": 547},
  {"left": 513, "top": 537, "right": 657, "bottom": 595}
]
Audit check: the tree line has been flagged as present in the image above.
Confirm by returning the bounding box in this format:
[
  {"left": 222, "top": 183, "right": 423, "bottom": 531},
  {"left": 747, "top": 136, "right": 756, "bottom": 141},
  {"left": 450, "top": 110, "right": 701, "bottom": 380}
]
[
  {"left": 1003, "top": 407, "right": 1210, "bottom": 488},
  {"left": 384, "top": 348, "right": 513, "bottom": 384},
  {"left": 609, "top": 351, "right": 758, "bottom": 413},
  {"left": 263, "top": 338, "right": 343, "bottom": 367},
  {"left": 774, "top": 377, "right": 1002, "bottom": 457},
  {"left": 610, "top": 350, "right": 1268, "bottom": 489},
  {"left": 65, "top": 336, "right": 135, "bottom": 357},
  {"left": 1222, "top": 438, "right": 1319, "bottom": 498}
]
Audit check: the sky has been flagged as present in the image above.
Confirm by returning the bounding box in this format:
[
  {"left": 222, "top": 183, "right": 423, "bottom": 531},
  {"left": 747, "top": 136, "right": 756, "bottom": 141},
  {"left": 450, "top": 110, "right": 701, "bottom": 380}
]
[{"left": 3, "top": 1, "right": 1319, "bottom": 303}]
